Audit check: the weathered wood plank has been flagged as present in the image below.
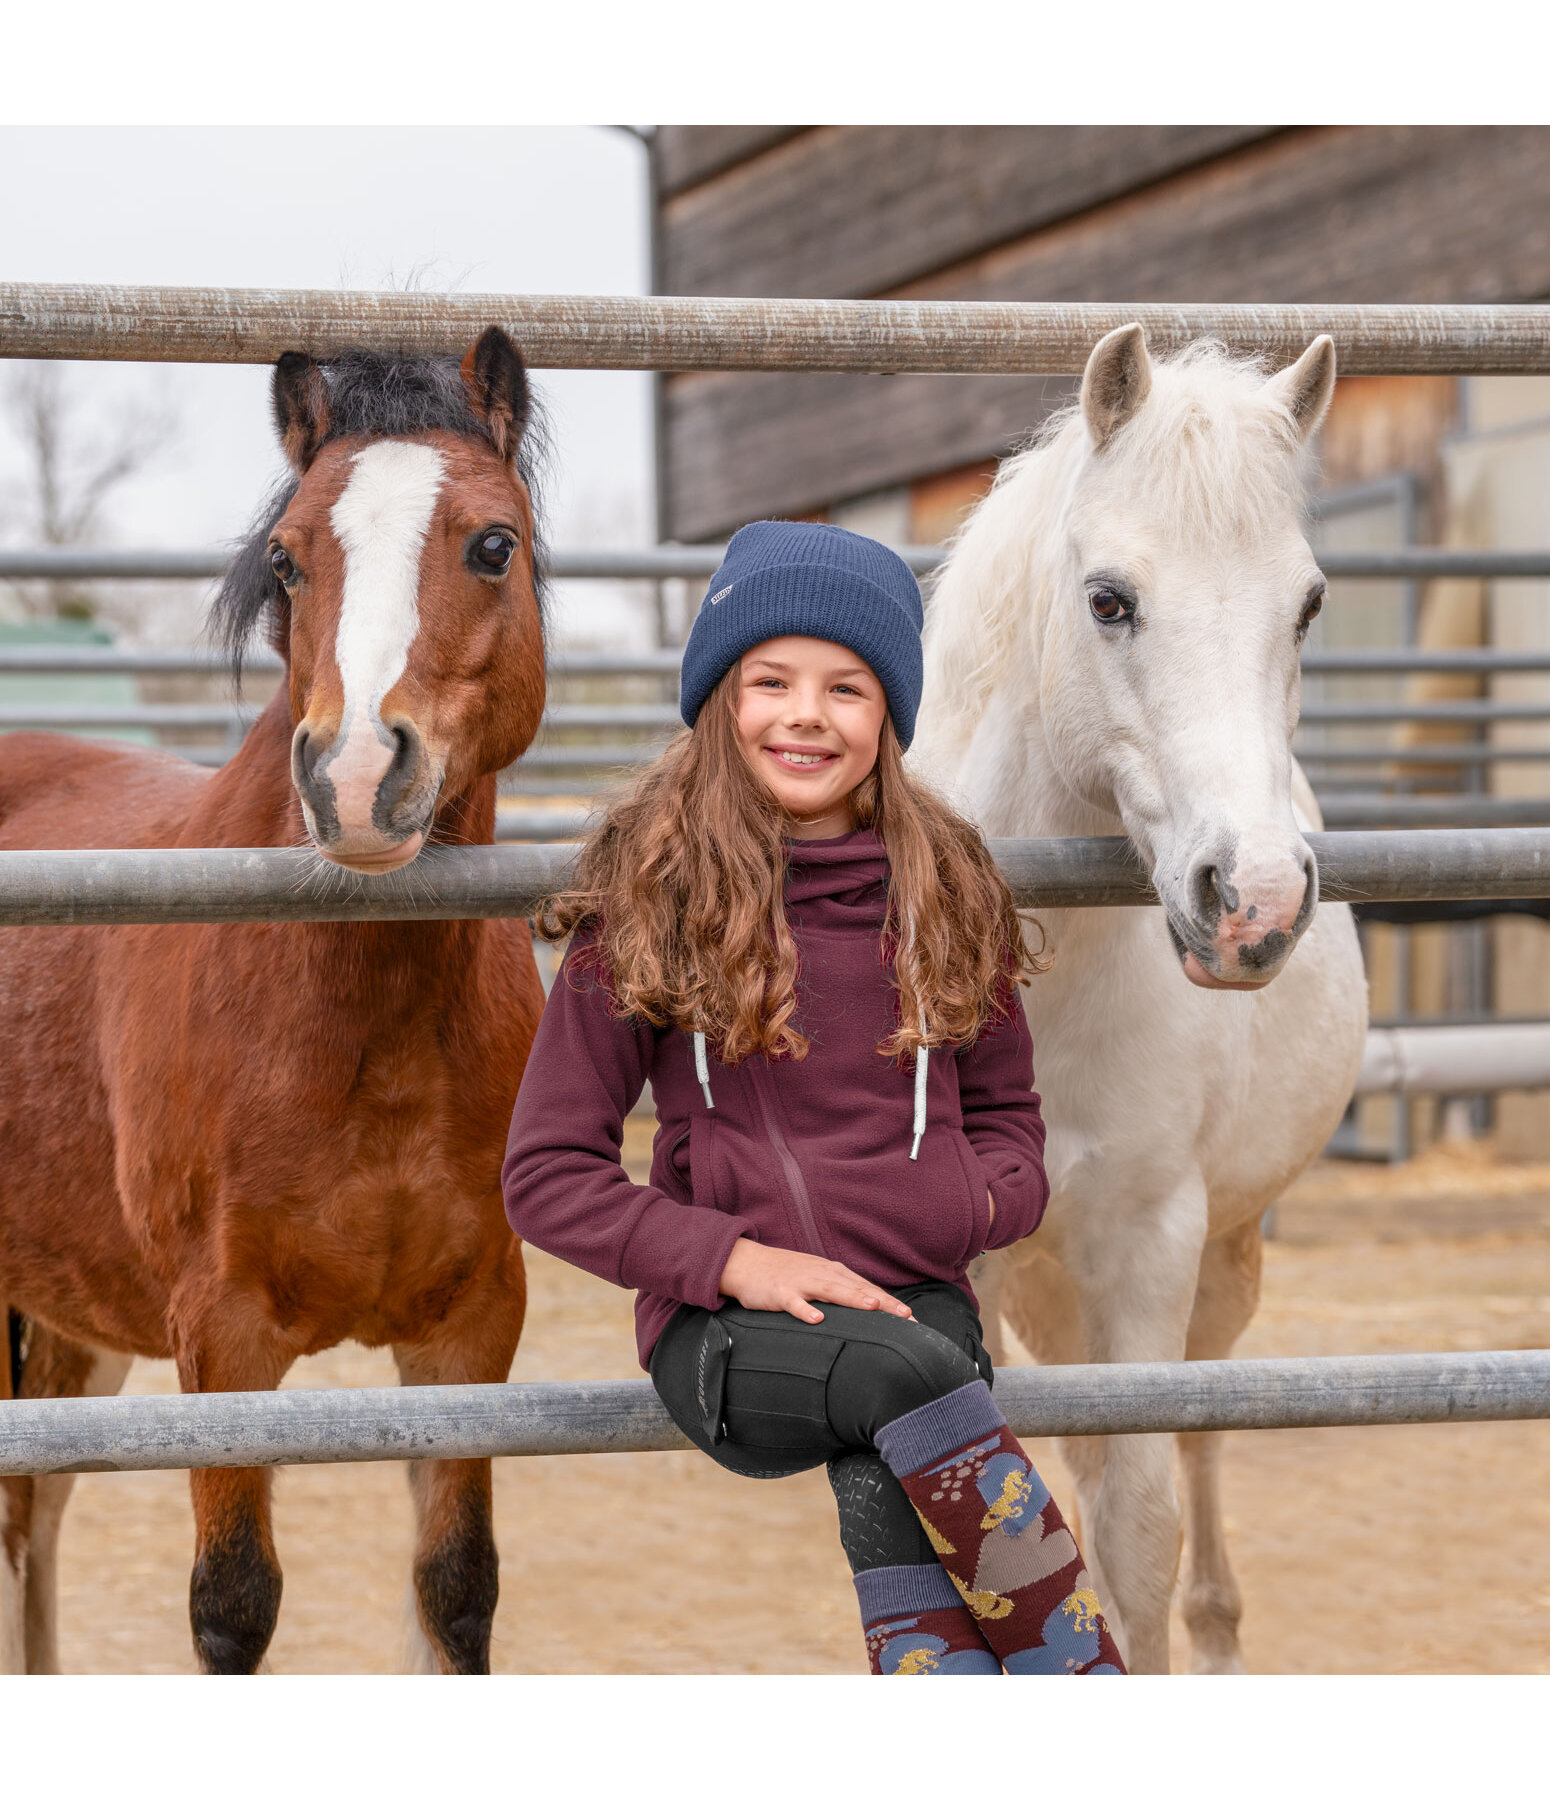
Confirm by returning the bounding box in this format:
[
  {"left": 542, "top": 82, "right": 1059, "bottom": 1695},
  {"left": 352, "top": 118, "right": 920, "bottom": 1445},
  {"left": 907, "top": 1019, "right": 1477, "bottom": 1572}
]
[
  {"left": 662, "top": 125, "right": 1550, "bottom": 537},
  {"left": 665, "top": 372, "right": 1076, "bottom": 542},
  {"left": 654, "top": 127, "right": 808, "bottom": 197},
  {"left": 897, "top": 124, "right": 1550, "bottom": 308},
  {"left": 661, "top": 125, "right": 1284, "bottom": 300}
]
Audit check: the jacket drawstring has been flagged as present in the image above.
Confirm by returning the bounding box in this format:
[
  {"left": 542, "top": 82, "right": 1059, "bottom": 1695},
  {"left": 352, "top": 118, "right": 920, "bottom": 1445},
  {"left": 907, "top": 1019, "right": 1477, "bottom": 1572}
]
[
  {"left": 909, "top": 1044, "right": 929, "bottom": 1161},
  {"left": 692, "top": 1029, "right": 715, "bottom": 1110}
]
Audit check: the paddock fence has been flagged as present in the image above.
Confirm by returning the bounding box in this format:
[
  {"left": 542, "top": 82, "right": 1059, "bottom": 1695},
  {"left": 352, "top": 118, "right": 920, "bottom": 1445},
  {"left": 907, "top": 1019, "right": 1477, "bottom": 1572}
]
[
  {"left": 2, "top": 287, "right": 1550, "bottom": 1479},
  {"left": 5, "top": 1352, "right": 1549, "bottom": 1478},
  {"left": 6, "top": 541, "right": 1550, "bottom": 832}
]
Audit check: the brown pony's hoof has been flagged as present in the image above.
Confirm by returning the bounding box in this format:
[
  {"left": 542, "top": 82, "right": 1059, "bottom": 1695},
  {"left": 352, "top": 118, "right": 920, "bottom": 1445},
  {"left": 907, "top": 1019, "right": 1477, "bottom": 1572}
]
[
  {"left": 413, "top": 1511, "right": 499, "bottom": 1675},
  {"left": 190, "top": 1520, "right": 283, "bottom": 1675}
]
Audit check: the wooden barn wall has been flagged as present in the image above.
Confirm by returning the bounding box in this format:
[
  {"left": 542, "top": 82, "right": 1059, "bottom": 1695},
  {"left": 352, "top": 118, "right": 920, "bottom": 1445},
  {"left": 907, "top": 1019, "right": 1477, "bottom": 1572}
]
[
  {"left": 655, "top": 127, "right": 806, "bottom": 196},
  {"left": 658, "top": 125, "right": 1280, "bottom": 299},
  {"left": 657, "top": 124, "right": 1550, "bottom": 542}
]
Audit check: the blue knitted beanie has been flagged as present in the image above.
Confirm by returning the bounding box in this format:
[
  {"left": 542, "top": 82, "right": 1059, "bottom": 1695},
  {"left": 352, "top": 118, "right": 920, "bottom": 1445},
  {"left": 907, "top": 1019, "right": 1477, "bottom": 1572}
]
[{"left": 679, "top": 521, "right": 925, "bottom": 747}]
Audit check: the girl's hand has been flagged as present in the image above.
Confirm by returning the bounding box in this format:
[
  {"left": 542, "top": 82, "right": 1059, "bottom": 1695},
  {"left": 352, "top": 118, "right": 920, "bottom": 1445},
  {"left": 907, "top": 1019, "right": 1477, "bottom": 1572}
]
[
  {"left": 718, "top": 1239, "right": 914, "bottom": 1325},
  {"left": 987, "top": 1189, "right": 996, "bottom": 1226}
]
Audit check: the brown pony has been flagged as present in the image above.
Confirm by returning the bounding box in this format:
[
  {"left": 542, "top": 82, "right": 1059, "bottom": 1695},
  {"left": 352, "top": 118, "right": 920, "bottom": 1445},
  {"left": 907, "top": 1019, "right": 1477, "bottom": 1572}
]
[{"left": 0, "top": 329, "right": 547, "bottom": 1673}]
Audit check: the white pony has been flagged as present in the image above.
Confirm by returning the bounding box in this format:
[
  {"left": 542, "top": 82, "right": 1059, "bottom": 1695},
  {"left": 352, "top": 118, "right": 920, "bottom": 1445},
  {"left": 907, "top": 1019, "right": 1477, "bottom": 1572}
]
[{"left": 911, "top": 325, "right": 1368, "bottom": 1674}]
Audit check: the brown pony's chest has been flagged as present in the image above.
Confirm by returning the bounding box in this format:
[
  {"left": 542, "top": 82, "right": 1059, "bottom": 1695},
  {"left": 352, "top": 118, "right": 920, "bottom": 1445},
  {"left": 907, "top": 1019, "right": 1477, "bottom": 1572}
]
[{"left": 103, "top": 916, "right": 541, "bottom": 1346}]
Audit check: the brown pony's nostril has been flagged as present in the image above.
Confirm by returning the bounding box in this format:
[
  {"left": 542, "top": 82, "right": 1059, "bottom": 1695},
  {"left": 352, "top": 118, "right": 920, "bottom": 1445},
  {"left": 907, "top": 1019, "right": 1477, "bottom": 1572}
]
[
  {"left": 289, "top": 722, "right": 339, "bottom": 843},
  {"left": 372, "top": 720, "right": 428, "bottom": 835}
]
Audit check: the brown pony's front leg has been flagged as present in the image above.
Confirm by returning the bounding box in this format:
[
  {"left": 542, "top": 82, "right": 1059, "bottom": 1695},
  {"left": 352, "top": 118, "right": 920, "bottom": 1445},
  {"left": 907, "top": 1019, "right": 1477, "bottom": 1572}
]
[
  {"left": 393, "top": 1259, "right": 526, "bottom": 1674},
  {"left": 172, "top": 1294, "right": 294, "bottom": 1674}
]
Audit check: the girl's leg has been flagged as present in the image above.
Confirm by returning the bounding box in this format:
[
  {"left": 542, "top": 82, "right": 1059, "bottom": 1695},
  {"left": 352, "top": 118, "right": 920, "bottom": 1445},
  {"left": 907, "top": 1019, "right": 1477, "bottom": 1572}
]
[
  {"left": 873, "top": 1380, "right": 1126, "bottom": 1674},
  {"left": 828, "top": 1452, "right": 999, "bottom": 1676},
  {"left": 651, "top": 1302, "right": 996, "bottom": 1675},
  {"left": 653, "top": 1299, "right": 1124, "bottom": 1674}
]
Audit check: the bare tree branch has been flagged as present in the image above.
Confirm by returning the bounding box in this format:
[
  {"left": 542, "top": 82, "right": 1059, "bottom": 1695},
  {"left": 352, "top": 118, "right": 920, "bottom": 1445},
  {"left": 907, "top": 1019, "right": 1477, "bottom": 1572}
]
[{"left": 1, "top": 363, "right": 179, "bottom": 621}]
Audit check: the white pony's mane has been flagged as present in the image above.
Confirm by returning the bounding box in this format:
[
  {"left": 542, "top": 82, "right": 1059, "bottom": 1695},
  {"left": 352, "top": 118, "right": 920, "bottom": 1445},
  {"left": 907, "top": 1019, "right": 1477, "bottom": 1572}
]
[{"left": 914, "top": 340, "right": 1316, "bottom": 772}]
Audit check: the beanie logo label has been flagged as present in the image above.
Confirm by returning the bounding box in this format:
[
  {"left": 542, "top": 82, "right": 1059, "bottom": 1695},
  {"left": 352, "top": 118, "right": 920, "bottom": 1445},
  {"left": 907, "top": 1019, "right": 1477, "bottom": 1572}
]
[{"left": 707, "top": 583, "right": 734, "bottom": 606}]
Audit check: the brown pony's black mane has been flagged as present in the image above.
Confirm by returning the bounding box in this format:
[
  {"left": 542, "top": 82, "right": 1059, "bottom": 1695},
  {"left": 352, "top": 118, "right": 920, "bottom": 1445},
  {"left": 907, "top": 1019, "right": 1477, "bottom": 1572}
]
[{"left": 212, "top": 349, "right": 550, "bottom": 675}]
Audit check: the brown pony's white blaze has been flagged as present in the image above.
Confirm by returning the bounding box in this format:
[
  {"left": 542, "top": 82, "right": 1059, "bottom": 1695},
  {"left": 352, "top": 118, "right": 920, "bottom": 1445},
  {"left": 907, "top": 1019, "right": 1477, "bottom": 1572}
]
[{"left": 270, "top": 332, "right": 541, "bottom": 873}]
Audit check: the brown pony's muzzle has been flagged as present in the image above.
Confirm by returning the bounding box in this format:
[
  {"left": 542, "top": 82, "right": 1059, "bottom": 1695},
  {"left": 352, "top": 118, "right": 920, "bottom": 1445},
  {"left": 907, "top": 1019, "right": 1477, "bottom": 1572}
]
[{"left": 291, "top": 713, "right": 440, "bottom": 873}]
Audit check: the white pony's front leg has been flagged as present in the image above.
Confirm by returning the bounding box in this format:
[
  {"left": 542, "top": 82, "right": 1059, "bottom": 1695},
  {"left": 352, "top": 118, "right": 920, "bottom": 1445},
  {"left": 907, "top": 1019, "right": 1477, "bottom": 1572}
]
[
  {"left": 0, "top": 1483, "right": 25, "bottom": 1673},
  {"left": 1177, "top": 1218, "right": 1264, "bottom": 1673},
  {"left": 1073, "top": 1172, "right": 1210, "bottom": 1674}
]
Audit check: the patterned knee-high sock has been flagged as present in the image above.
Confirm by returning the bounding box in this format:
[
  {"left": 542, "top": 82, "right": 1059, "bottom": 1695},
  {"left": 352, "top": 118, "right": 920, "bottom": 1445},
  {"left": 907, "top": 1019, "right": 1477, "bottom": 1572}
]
[
  {"left": 853, "top": 1565, "right": 1002, "bottom": 1676},
  {"left": 876, "top": 1382, "right": 1127, "bottom": 1675}
]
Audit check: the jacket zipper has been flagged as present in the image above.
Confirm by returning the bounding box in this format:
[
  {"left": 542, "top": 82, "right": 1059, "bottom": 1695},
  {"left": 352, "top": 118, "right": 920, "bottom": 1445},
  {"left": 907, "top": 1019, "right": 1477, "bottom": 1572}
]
[{"left": 746, "top": 1056, "right": 827, "bottom": 1257}]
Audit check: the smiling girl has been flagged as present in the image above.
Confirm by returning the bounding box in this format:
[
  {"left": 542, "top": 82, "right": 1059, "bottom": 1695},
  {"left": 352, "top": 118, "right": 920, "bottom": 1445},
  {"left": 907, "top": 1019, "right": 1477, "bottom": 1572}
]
[{"left": 502, "top": 521, "right": 1124, "bottom": 1675}]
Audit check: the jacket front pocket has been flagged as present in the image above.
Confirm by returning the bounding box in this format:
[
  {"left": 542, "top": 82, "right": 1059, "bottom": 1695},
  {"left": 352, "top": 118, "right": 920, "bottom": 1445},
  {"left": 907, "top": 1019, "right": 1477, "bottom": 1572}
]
[
  {"left": 950, "top": 1131, "right": 992, "bottom": 1265},
  {"left": 688, "top": 1112, "right": 727, "bottom": 1212}
]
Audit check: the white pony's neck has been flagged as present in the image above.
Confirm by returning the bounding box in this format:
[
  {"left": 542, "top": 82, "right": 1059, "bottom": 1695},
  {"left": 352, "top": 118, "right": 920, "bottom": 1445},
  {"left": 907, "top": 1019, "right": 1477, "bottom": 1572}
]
[{"left": 913, "top": 429, "right": 1080, "bottom": 785}]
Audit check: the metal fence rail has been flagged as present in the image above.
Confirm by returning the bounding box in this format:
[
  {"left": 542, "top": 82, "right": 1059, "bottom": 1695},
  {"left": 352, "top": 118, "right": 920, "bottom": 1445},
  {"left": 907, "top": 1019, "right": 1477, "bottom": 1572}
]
[
  {"left": 8, "top": 285, "right": 1550, "bottom": 373},
  {"left": 1, "top": 831, "right": 1547, "bottom": 927},
  {"left": 8, "top": 545, "right": 1550, "bottom": 585},
  {"left": 2, "top": 1350, "right": 1545, "bottom": 1478},
  {"left": 10, "top": 644, "right": 1550, "bottom": 681}
]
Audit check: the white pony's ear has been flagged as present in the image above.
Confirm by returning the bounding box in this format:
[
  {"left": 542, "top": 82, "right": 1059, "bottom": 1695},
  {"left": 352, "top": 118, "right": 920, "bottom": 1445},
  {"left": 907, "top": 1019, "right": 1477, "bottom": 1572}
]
[
  {"left": 1081, "top": 323, "right": 1152, "bottom": 449},
  {"left": 1267, "top": 335, "right": 1337, "bottom": 442}
]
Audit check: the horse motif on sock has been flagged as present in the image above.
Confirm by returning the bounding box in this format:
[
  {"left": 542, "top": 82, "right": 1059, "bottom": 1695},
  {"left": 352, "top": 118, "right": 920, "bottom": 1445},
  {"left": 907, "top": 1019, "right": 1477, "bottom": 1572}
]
[
  {"left": 980, "top": 1464, "right": 1032, "bottom": 1532},
  {"left": 1061, "top": 1588, "right": 1102, "bottom": 1634},
  {"left": 948, "top": 1569, "right": 1015, "bottom": 1621}
]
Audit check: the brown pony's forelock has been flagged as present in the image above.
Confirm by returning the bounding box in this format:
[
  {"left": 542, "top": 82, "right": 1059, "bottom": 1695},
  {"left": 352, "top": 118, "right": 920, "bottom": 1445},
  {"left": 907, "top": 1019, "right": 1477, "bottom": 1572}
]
[
  {"left": 537, "top": 667, "right": 1044, "bottom": 1065},
  {"left": 210, "top": 350, "right": 551, "bottom": 683}
]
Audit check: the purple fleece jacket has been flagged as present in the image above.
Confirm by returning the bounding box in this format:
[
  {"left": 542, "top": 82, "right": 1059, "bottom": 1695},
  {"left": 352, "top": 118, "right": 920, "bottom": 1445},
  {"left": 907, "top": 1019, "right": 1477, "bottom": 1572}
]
[{"left": 501, "top": 829, "right": 1049, "bottom": 1368}]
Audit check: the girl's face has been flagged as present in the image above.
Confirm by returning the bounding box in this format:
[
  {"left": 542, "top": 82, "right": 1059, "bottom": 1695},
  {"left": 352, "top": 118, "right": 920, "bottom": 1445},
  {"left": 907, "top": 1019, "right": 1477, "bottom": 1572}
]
[{"left": 734, "top": 636, "right": 888, "bottom": 837}]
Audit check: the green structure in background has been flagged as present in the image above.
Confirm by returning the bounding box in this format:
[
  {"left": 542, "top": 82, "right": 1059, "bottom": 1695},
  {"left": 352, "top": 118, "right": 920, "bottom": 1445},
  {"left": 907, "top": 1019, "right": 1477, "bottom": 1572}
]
[{"left": 0, "top": 618, "right": 152, "bottom": 746}]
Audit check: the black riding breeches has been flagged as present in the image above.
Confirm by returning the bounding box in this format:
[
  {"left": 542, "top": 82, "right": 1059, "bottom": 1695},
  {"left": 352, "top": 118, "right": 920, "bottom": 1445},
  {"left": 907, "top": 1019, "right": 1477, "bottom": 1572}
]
[{"left": 649, "top": 1280, "right": 992, "bottom": 1573}]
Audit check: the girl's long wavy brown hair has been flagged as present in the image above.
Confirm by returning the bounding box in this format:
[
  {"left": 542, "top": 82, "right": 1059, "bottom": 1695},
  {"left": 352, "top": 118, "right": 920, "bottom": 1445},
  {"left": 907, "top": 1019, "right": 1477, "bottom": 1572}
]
[{"left": 535, "top": 665, "right": 1044, "bottom": 1064}]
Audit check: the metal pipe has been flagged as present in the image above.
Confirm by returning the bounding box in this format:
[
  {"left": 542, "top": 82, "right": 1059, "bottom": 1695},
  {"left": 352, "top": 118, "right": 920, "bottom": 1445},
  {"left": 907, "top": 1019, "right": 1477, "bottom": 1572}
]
[
  {"left": 0, "top": 831, "right": 1547, "bottom": 927},
  {"left": 495, "top": 809, "right": 592, "bottom": 842},
  {"left": 1300, "top": 702, "right": 1550, "bottom": 726},
  {"left": 1316, "top": 797, "right": 1550, "bottom": 829},
  {"left": 1356, "top": 1023, "right": 1550, "bottom": 1094},
  {"left": 497, "top": 797, "right": 1550, "bottom": 835},
  {"left": 8, "top": 544, "right": 1550, "bottom": 585},
  {"left": 4, "top": 644, "right": 1550, "bottom": 682},
  {"left": 1302, "top": 650, "right": 1550, "bottom": 675},
  {"left": 11, "top": 699, "right": 1550, "bottom": 737},
  {"left": 0, "top": 703, "right": 256, "bottom": 732},
  {"left": 1297, "top": 745, "right": 1550, "bottom": 764},
  {"left": 0, "top": 646, "right": 683, "bottom": 678},
  {"left": 10, "top": 285, "right": 1550, "bottom": 373},
  {"left": 2, "top": 1349, "right": 1545, "bottom": 1478}
]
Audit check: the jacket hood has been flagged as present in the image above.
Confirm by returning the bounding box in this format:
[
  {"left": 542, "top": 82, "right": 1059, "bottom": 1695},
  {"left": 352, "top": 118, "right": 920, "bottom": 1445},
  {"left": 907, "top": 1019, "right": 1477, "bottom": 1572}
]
[{"left": 782, "top": 828, "right": 890, "bottom": 925}]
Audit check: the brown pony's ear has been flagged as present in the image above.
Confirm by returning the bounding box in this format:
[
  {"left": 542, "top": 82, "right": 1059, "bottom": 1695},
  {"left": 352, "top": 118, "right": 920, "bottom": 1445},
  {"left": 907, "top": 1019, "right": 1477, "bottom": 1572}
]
[
  {"left": 461, "top": 326, "right": 531, "bottom": 463},
  {"left": 272, "top": 352, "right": 332, "bottom": 473}
]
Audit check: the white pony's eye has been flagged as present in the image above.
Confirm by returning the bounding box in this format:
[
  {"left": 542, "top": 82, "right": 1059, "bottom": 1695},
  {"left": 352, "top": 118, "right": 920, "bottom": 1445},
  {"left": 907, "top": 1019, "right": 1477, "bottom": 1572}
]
[
  {"left": 1088, "top": 586, "right": 1132, "bottom": 625},
  {"left": 1297, "top": 584, "right": 1326, "bottom": 637}
]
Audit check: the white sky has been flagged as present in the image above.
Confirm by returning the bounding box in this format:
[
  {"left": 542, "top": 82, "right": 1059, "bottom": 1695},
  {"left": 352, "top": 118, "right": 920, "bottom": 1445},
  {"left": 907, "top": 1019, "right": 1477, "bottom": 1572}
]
[{"left": 0, "top": 126, "right": 655, "bottom": 645}]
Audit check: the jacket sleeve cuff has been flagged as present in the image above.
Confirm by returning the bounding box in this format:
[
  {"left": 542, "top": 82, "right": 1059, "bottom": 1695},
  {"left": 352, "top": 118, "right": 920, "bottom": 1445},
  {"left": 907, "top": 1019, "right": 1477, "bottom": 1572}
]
[{"left": 617, "top": 1195, "right": 748, "bottom": 1313}]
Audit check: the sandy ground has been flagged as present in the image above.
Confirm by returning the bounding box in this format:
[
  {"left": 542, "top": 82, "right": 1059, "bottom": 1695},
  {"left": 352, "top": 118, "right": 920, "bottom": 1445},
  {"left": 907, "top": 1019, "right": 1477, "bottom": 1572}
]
[{"left": 43, "top": 1137, "right": 1550, "bottom": 1674}]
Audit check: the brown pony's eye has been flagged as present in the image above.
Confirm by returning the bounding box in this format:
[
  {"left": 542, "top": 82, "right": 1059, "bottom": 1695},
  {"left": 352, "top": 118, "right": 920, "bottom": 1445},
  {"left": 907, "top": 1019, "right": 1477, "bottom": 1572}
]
[
  {"left": 470, "top": 530, "right": 515, "bottom": 576},
  {"left": 270, "top": 545, "right": 298, "bottom": 586}
]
